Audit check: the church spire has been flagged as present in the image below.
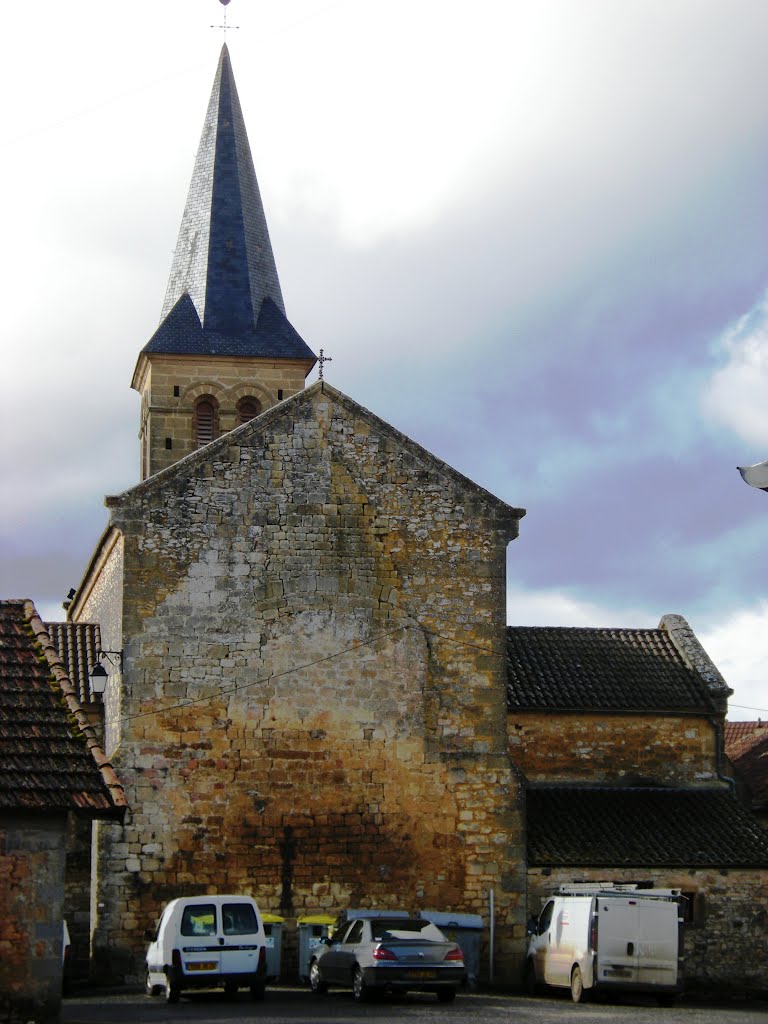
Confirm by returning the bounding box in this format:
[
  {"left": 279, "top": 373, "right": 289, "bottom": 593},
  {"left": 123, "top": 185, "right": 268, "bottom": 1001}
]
[
  {"left": 132, "top": 44, "right": 316, "bottom": 480},
  {"left": 138, "top": 43, "right": 314, "bottom": 362},
  {"left": 163, "top": 43, "right": 285, "bottom": 334}
]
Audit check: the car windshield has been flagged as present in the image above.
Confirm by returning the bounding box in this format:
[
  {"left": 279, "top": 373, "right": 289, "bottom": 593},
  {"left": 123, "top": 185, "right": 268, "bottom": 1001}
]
[{"left": 372, "top": 920, "right": 445, "bottom": 942}]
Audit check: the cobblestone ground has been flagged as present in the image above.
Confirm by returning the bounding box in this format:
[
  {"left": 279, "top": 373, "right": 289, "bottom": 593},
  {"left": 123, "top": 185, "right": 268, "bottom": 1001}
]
[{"left": 62, "top": 985, "right": 768, "bottom": 1024}]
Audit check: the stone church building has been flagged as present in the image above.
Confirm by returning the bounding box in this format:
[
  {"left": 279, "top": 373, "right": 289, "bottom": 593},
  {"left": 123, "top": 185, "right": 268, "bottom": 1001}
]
[{"left": 55, "top": 45, "right": 767, "bottom": 992}]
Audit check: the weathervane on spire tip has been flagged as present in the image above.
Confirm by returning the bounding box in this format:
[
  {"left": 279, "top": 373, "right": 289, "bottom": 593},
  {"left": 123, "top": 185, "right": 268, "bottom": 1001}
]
[{"left": 211, "top": 0, "right": 239, "bottom": 36}]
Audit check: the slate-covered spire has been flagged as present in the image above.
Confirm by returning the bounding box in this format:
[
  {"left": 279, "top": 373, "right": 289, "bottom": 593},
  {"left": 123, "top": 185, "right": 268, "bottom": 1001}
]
[{"left": 142, "top": 44, "right": 314, "bottom": 362}]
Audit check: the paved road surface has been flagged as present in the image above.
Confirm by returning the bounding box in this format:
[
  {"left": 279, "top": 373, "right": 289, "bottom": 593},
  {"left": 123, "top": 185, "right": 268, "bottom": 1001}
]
[{"left": 62, "top": 985, "right": 768, "bottom": 1024}]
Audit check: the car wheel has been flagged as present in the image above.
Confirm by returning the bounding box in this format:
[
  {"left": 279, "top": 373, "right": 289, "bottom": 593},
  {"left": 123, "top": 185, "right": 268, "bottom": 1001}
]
[
  {"left": 164, "top": 972, "right": 180, "bottom": 1004},
  {"left": 657, "top": 994, "right": 676, "bottom": 1008},
  {"left": 437, "top": 988, "right": 457, "bottom": 1003},
  {"left": 570, "top": 965, "right": 588, "bottom": 1003},
  {"left": 352, "top": 966, "right": 371, "bottom": 1002},
  {"left": 145, "top": 969, "right": 161, "bottom": 998},
  {"left": 309, "top": 960, "right": 328, "bottom": 994},
  {"left": 250, "top": 980, "right": 266, "bottom": 1001}
]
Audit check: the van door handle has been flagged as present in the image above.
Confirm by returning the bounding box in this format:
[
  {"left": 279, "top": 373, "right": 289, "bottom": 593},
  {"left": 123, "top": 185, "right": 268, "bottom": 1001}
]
[
  {"left": 219, "top": 938, "right": 225, "bottom": 946},
  {"left": 627, "top": 942, "right": 634, "bottom": 956}
]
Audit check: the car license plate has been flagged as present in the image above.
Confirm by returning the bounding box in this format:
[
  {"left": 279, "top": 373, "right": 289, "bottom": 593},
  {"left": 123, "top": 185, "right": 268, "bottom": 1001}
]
[
  {"left": 408, "top": 970, "right": 437, "bottom": 979},
  {"left": 187, "top": 961, "right": 217, "bottom": 971}
]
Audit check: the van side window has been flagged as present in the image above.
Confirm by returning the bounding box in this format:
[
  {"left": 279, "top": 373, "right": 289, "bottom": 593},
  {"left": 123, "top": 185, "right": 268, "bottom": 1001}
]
[
  {"left": 222, "top": 903, "right": 260, "bottom": 935},
  {"left": 538, "top": 901, "right": 555, "bottom": 935},
  {"left": 180, "top": 904, "right": 217, "bottom": 936}
]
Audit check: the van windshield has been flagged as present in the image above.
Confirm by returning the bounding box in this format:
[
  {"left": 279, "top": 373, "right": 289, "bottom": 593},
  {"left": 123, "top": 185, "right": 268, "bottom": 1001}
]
[
  {"left": 222, "top": 903, "right": 260, "bottom": 936},
  {"left": 180, "top": 904, "right": 217, "bottom": 936}
]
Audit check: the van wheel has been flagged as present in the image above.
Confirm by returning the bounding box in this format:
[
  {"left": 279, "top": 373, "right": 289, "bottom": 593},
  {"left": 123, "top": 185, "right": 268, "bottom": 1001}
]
[
  {"left": 145, "top": 969, "right": 161, "bottom": 998},
  {"left": 224, "top": 982, "right": 238, "bottom": 999},
  {"left": 658, "top": 994, "right": 676, "bottom": 1008},
  {"left": 570, "top": 965, "right": 588, "bottom": 1003},
  {"left": 250, "top": 980, "right": 266, "bottom": 1001},
  {"left": 164, "top": 974, "right": 180, "bottom": 1004},
  {"left": 524, "top": 960, "right": 540, "bottom": 996}
]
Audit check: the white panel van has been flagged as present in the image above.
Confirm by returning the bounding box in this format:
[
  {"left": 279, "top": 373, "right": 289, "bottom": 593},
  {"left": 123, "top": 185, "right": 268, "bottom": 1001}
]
[
  {"left": 525, "top": 885, "right": 683, "bottom": 1005},
  {"left": 145, "top": 895, "right": 267, "bottom": 1003}
]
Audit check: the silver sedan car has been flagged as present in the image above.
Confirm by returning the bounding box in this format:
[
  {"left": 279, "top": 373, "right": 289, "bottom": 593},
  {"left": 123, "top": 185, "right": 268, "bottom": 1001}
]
[{"left": 309, "top": 914, "right": 466, "bottom": 1002}]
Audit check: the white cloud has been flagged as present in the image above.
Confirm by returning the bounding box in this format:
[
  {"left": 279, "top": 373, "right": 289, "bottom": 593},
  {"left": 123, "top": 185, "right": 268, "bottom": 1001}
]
[
  {"left": 699, "top": 604, "right": 768, "bottom": 722},
  {"left": 703, "top": 292, "right": 768, "bottom": 449},
  {"left": 506, "top": 585, "right": 646, "bottom": 628}
]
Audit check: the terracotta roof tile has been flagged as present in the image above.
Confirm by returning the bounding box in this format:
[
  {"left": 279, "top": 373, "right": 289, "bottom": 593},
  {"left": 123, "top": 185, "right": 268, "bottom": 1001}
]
[
  {"left": 725, "top": 720, "right": 768, "bottom": 753},
  {"left": 728, "top": 734, "right": 768, "bottom": 811},
  {"left": 44, "top": 621, "right": 101, "bottom": 704},
  {"left": 507, "top": 626, "right": 716, "bottom": 712},
  {"left": 527, "top": 786, "right": 768, "bottom": 867},
  {"left": 0, "top": 600, "right": 126, "bottom": 817}
]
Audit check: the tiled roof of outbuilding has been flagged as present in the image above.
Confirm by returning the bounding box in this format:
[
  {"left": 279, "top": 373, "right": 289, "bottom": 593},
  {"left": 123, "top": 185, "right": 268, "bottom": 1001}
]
[
  {"left": 507, "top": 626, "right": 716, "bottom": 713},
  {"left": 0, "top": 601, "right": 126, "bottom": 817},
  {"left": 527, "top": 786, "right": 768, "bottom": 867},
  {"left": 725, "top": 720, "right": 767, "bottom": 750},
  {"left": 727, "top": 732, "right": 768, "bottom": 811},
  {"left": 44, "top": 621, "right": 101, "bottom": 705}
]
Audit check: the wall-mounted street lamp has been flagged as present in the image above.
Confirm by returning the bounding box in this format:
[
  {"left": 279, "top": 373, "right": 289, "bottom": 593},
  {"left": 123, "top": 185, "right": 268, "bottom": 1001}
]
[
  {"left": 88, "top": 651, "right": 123, "bottom": 699},
  {"left": 738, "top": 458, "right": 768, "bottom": 492}
]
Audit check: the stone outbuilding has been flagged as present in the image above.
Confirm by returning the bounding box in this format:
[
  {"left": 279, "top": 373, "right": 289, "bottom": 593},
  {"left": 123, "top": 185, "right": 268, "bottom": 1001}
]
[
  {"left": 0, "top": 601, "right": 126, "bottom": 1023},
  {"left": 508, "top": 621, "right": 768, "bottom": 994}
]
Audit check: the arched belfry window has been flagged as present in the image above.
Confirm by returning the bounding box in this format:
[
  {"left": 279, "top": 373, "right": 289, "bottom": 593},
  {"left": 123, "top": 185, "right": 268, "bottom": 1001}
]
[
  {"left": 194, "top": 396, "right": 218, "bottom": 448},
  {"left": 237, "top": 396, "right": 262, "bottom": 424}
]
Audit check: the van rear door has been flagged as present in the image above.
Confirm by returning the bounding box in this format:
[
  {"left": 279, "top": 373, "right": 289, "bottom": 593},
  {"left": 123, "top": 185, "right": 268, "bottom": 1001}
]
[
  {"left": 594, "top": 897, "right": 640, "bottom": 985},
  {"left": 595, "top": 896, "right": 680, "bottom": 989},
  {"left": 636, "top": 900, "right": 679, "bottom": 988},
  {"left": 220, "top": 901, "right": 263, "bottom": 977},
  {"left": 178, "top": 902, "right": 222, "bottom": 980}
]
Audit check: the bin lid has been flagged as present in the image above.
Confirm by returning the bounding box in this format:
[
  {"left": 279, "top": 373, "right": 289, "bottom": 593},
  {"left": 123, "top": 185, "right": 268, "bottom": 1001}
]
[
  {"left": 297, "top": 914, "right": 337, "bottom": 926},
  {"left": 262, "top": 913, "right": 285, "bottom": 924},
  {"left": 343, "top": 909, "right": 411, "bottom": 920},
  {"left": 421, "top": 911, "right": 484, "bottom": 930}
]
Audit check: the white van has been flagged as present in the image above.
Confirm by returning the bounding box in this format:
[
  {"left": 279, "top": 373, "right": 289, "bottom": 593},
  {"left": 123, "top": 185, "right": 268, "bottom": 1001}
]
[
  {"left": 145, "top": 895, "right": 268, "bottom": 1003},
  {"left": 525, "top": 885, "right": 683, "bottom": 1005}
]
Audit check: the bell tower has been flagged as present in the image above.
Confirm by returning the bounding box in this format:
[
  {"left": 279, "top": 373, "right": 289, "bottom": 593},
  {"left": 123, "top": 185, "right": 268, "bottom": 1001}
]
[{"left": 131, "top": 45, "right": 316, "bottom": 480}]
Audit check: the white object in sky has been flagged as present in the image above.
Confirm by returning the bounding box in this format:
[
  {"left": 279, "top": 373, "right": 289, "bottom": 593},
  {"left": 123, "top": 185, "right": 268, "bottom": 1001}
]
[{"left": 737, "top": 459, "right": 768, "bottom": 491}]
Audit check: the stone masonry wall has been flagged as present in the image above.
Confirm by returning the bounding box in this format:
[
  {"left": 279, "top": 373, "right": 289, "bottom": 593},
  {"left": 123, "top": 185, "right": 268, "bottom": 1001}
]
[
  {"left": 137, "top": 353, "right": 309, "bottom": 478},
  {"left": 528, "top": 866, "right": 768, "bottom": 994},
  {"left": 508, "top": 712, "right": 720, "bottom": 784},
  {"left": 89, "top": 385, "right": 526, "bottom": 983},
  {"left": 0, "top": 814, "right": 67, "bottom": 1024}
]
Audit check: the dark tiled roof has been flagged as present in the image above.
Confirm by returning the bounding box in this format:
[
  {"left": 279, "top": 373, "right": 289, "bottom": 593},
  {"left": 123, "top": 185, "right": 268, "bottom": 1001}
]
[
  {"left": 507, "top": 626, "right": 716, "bottom": 712},
  {"left": 44, "top": 621, "right": 101, "bottom": 705},
  {"left": 527, "top": 786, "right": 768, "bottom": 867},
  {"left": 143, "top": 294, "right": 315, "bottom": 362},
  {"left": 149, "top": 44, "right": 315, "bottom": 367},
  {"left": 0, "top": 601, "right": 126, "bottom": 817}
]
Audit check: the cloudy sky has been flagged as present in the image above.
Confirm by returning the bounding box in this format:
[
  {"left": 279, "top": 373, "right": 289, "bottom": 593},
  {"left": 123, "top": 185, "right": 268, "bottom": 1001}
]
[{"left": 1, "top": 0, "right": 767, "bottom": 719}]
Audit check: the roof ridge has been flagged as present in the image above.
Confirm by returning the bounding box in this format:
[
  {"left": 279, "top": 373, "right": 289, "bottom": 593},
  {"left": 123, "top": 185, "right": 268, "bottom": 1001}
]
[{"left": 23, "top": 601, "right": 127, "bottom": 816}]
